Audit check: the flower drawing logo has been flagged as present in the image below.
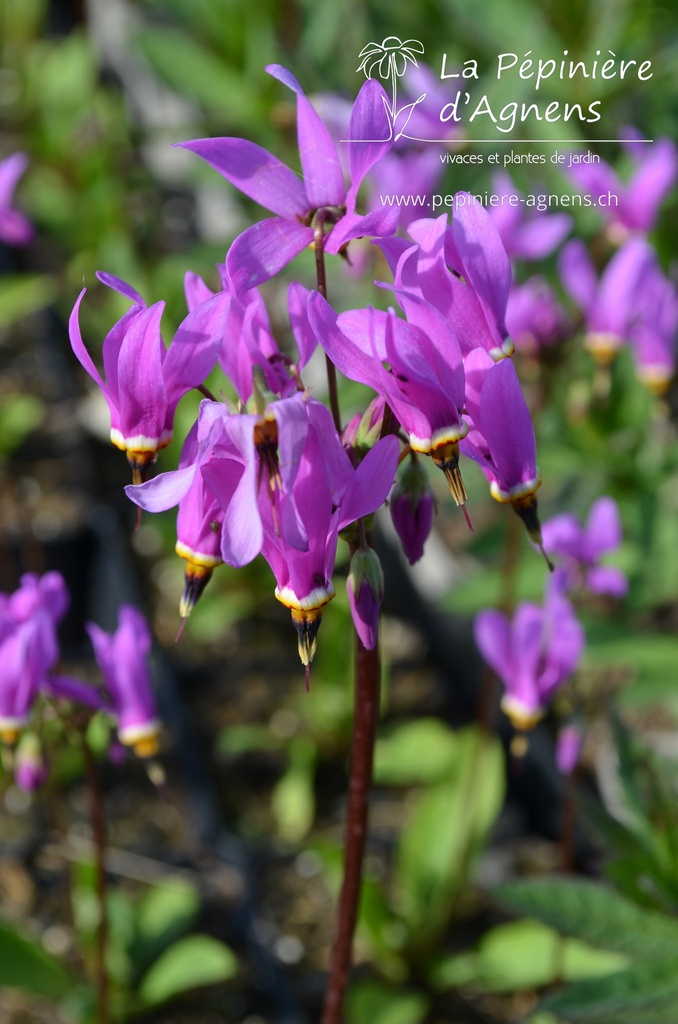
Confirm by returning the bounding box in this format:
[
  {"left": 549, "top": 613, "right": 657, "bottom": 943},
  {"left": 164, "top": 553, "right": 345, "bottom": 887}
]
[{"left": 357, "top": 36, "right": 427, "bottom": 140}]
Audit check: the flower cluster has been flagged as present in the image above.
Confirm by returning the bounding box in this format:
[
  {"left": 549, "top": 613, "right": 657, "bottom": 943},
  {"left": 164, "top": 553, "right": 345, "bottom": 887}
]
[
  {"left": 69, "top": 63, "right": 556, "bottom": 678},
  {"left": 0, "top": 572, "right": 159, "bottom": 789}
]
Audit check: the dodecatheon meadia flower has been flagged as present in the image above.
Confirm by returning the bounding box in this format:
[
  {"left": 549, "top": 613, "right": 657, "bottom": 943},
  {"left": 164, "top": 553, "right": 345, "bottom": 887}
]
[
  {"left": 389, "top": 456, "right": 436, "bottom": 565},
  {"left": 257, "top": 403, "right": 399, "bottom": 682},
  {"left": 487, "top": 172, "right": 572, "bottom": 261},
  {"left": 505, "top": 277, "right": 571, "bottom": 354},
  {"left": 0, "top": 573, "right": 104, "bottom": 745},
  {"left": 0, "top": 152, "right": 35, "bottom": 246},
  {"left": 541, "top": 496, "right": 628, "bottom": 599},
  {"left": 474, "top": 572, "right": 585, "bottom": 729},
  {"left": 378, "top": 205, "right": 514, "bottom": 361},
  {"left": 628, "top": 262, "right": 678, "bottom": 394},
  {"left": 87, "top": 605, "right": 160, "bottom": 758},
  {"left": 566, "top": 132, "right": 677, "bottom": 241},
  {"left": 127, "top": 390, "right": 313, "bottom": 571},
  {"left": 558, "top": 237, "right": 655, "bottom": 364},
  {"left": 176, "top": 65, "right": 398, "bottom": 292},
  {"left": 69, "top": 272, "right": 229, "bottom": 483},
  {"left": 556, "top": 722, "right": 583, "bottom": 777},
  {"left": 184, "top": 270, "right": 318, "bottom": 402},
  {"left": 307, "top": 291, "right": 471, "bottom": 515},
  {"left": 459, "top": 349, "right": 548, "bottom": 557}
]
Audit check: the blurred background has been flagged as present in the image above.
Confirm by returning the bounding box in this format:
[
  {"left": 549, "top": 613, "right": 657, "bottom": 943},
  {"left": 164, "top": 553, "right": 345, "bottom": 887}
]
[{"left": 1, "top": 1, "right": 678, "bottom": 1022}]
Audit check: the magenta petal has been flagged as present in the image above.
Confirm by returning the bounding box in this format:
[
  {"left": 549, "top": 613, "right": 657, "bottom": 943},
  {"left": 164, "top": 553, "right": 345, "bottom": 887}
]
[
  {"left": 69, "top": 289, "right": 110, "bottom": 399},
  {"left": 287, "top": 282, "right": 318, "bottom": 369},
  {"left": 558, "top": 240, "right": 597, "bottom": 313},
  {"left": 336, "top": 435, "right": 399, "bottom": 530},
  {"left": 184, "top": 270, "right": 216, "bottom": 311},
  {"left": 594, "top": 238, "right": 655, "bottom": 337},
  {"left": 125, "top": 464, "right": 197, "bottom": 511},
  {"left": 511, "top": 214, "right": 572, "bottom": 260},
  {"left": 96, "top": 272, "right": 147, "bottom": 308},
  {"left": 452, "top": 195, "right": 511, "bottom": 332},
  {"left": 116, "top": 302, "right": 168, "bottom": 444},
  {"left": 226, "top": 218, "right": 314, "bottom": 292},
  {"left": 585, "top": 565, "right": 628, "bottom": 598},
  {"left": 479, "top": 359, "right": 537, "bottom": 488},
  {"left": 346, "top": 78, "right": 393, "bottom": 208},
  {"left": 163, "top": 290, "right": 229, "bottom": 409},
  {"left": 474, "top": 609, "right": 512, "bottom": 680},
  {"left": 583, "top": 497, "right": 623, "bottom": 559},
  {"left": 307, "top": 292, "right": 383, "bottom": 391},
  {"left": 266, "top": 64, "right": 345, "bottom": 208},
  {"left": 624, "top": 138, "right": 678, "bottom": 231},
  {"left": 540, "top": 513, "right": 583, "bottom": 559},
  {"left": 44, "top": 675, "right": 108, "bottom": 711},
  {"left": 176, "top": 138, "right": 308, "bottom": 219},
  {"left": 324, "top": 204, "right": 399, "bottom": 252}
]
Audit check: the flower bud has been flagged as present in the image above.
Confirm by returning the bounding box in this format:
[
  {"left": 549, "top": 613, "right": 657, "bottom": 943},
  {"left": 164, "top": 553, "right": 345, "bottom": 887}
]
[
  {"left": 347, "top": 547, "right": 384, "bottom": 651},
  {"left": 390, "top": 459, "right": 435, "bottom": 564}
]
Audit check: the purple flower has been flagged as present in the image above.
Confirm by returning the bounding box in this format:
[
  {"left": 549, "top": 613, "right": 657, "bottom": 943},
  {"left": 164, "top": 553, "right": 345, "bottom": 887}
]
[
  {"left": 70, "top": 273, "right": 229, "bottom": 481},
  {"left": 378, "top": 204, "right": 514, "bottom": 360},
  {"left": 0, "top": 573, "right": 102, "bottom": 743},
  {"left": 487, "top": 172, "right": 571, "bottom": 260},
  {"left": 389, "top": 457, "right": 435, "bottom": 564},
  {"left": 558, "top": 237, "right": 655, "bottom": 363},
  {"left": 506, "top": 277, "right": 571, "bottom": 353},
  {"left": 14, "top": 733, "right": 48, "bottom": 792},
  {"left": 258, "top": 406, "right": 398, "bottom": 674},
  {"left": 308, "top": 291, "right": 469, "bottom": 508},
  {"left": 176, "top": 66, "right": 398, "bottom": 291},
  {"left": 87, "top": 606, "right": 160, "bottom": 757},
  {"left": 541, "top": 497, "right": 628, "bottom": 598},
  {"left": 628, "top": 262, "right": 678, "bottom": 393},
  {"left": 474, "top": 575, "right": 585, "bottom": 729},
  {"left": 0, "top": 152, "right": 34, "bottom": 246},
  {"left": 567, "top": 133, "right": 677, "bottom": 240},
  {"left": 460, "top": 350, "right": 545, "bottom": 547}
]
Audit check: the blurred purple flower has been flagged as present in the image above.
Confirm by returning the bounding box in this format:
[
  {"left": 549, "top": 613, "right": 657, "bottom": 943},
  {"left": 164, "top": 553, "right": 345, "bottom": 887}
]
[
  {"left": 70, "top": 273, "right": 228, "bottom": 481},
  {"left": 0, "top": 152, "right": 34, "bottom": 246},
  {"left": 177, "top": 65, "right": 398, "bottom": 291},
  {"left": 628, "top": 262, "right": 678, "bottom": 393},
  {"left": 87, "top": 605, "right": 160, "bottom": 758},
  {"left": 558, "top": 237, "right": 655, "bottom": 363},
  {"left": 567, "top": 132, "right": 677, "bottom": 240},
  {"left": 541, "top": 496, "right": 628, "bottom": 598},
  {"left": 14, "top": 733, "right": 48, "bottom": 792},
  {"left": 506, "top": 277, "right": 571, "bottom": 353},
  {"left": 474, "top": 574, "right": 585, "bottom": 729},
  {"left": 488, "top": 172, "right": 571, "bottom": 260},
  {"left": 556, "top": 722, "right": 583, "bottom": 776}
]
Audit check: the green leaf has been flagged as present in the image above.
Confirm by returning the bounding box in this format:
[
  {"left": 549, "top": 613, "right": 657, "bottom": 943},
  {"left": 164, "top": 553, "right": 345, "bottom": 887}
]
[
  {"left": 0, "top": 275, "right": 57, "bottom": 329},
  {"left": 138, "top": 935, "right": 238, "bottom": 1006},
  {"left": 496, "top": 878, "right": 678, "bottom": 959},
  {"left": 345, "top": 978, "right": 430, "bottom": 1024},
  {"left": 271, "top": 737, "right": 316, "bottom": 843},
  {"left": 395, "top": 726, "right": 504, "bottom": 941},
  {"left": 429, "top": 920, "right": 628, "bottom": 993},
  {"left": 131, "top": 879, "right": 201, "bottom": 974},
  {"left": 374, "top": 719, "right": 459, "bottom": 786},
  {"left": 543, "top": 957, "right": 678, "bottom": 1020},
  {"left": 0, "top": 919, "right": 76, "bottom": 998}
]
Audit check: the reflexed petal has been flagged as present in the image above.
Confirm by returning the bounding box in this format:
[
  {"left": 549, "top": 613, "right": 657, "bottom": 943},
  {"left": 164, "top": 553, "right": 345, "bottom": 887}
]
[
  {"left": 116, "top": 301, "right": 168, "bottom": 444},
  {"left": 540, "top": 513, "right": 583, "bottom": 559},
  {"left": 226, "top": 218, "right": 313, "bottom": 292},
  {"left": 175, "top": 138, "right": 308, "bottom": 219},
  {"left": 345, "top": 78, "right": 393, "bottom": 211},
  {"left": 474, "top": 609, "right": 512, "bottom": 680},
  {"left": 266, "top": 64, "right": 345, "bottom": 208},
  {"left": 184, "top": 270, "right": 216, "bottom": 311},
  {"left": 163, "top": 290, "right": 229, "bottom": 409},
  {"left": 96, "top": 272, "right": 147, "bottom": 308},
  {"left": 585, "top": 565, "right": 628, "bottom": 597},
  {"left": 44, "top": 675, "right": 109, "bottom": 711},
  {"left": 479, "top": 359, "right": 537, "bottom": 488},
  {"left": 287, "top": 282, "right": 318, "bottom": 369},
  {"left": 307, "top": 292, "right": 383, "bottom": 391},
  {"left": 452, "top": 195, "right": 511, "bottom": 334},
  {"left": 624, "top": 138, "right": 678, "bottom": 231},
  {"left": 558, "top": 240, "right": 598, "bottom": 313},
  {"left": 509, "top": 214, "right": 572, "bottom": 260},
  {"left": 325, "top": 204, "right": 399, "bottom": 253},
  {"left": 125, "top": 464, "right": 198, "bottom": 512},
  {"left": 336, "top": 434, "right": 399, "bottom": 530}
]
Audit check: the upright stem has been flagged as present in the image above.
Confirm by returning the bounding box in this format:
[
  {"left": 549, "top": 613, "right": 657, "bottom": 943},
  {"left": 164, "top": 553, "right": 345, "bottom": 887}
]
[
  {"left": 321, "top": 634, "right": 381, "bottom": 1024},
  {"left": 82, "top": 740, "right": 110, "bottom": 1024},
  {"left": 314, "top": 215, "right": 342, "bottom": 434}
]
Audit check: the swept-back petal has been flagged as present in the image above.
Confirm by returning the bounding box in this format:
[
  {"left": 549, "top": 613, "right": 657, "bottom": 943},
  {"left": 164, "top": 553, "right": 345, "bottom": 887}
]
[
  {"left": 226, "top": 218, "right": 313, "bottom": 292},
  {"left": 163, "top": 290, "right": 229, "bottom": 410},
  {"left": 176, "top": 138, "right": 308, "bottom": 218}
]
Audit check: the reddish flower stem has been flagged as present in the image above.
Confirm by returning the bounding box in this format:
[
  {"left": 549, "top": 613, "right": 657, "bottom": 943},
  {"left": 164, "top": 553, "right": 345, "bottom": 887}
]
[
  {"left": 314, "top": 215, "right": 342, "bottom": 435},
  {"left": 321, "top": 631, "right": 380, "bottom": 1024},
  {"left": 82, "top": 739, "right": 110, "bottom": 1024}
]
